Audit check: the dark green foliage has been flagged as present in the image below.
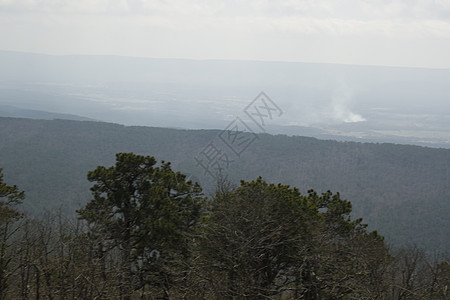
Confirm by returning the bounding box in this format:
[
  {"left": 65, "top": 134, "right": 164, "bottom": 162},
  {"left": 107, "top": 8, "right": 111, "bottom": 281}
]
[
  {"left": 77, "top": 153, "right": 204, "bottom": 297},
  {"left": 0, "top": 168, "right": 24, "bottom": 222},
  {"left": 0, "top": 168, "right": 25, "bottom": 299}
]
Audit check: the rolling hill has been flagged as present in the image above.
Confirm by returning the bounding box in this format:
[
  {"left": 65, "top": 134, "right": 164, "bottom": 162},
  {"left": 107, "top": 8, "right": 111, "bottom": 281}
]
[{"left": 0, "top": 117, "right": 449, "bottom": 252}]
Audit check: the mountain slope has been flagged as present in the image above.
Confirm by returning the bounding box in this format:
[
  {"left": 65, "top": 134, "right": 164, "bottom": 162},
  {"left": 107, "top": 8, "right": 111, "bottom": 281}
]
[{"left": 0, "top": 117, "right": 448, "bottom": 252}]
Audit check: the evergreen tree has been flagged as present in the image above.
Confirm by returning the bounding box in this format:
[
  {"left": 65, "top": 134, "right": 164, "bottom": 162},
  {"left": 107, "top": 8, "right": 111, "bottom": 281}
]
[
  {"left": 77, "top": 153, "right": 204, "bottom": 298},
  {"left": 0, "top": 168, "right": 25, "bottom": 298}
]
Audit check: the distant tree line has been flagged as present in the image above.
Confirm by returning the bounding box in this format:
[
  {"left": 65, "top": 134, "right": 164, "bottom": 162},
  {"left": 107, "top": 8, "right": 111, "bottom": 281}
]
[{"left": 0, "top": 154, "right": 449, "bottom": 299}]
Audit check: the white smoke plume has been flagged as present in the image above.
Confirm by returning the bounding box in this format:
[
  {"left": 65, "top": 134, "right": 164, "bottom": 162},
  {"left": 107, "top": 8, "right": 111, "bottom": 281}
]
[{"left": 329, "top": 79, "right": 365, "bottom": 123}]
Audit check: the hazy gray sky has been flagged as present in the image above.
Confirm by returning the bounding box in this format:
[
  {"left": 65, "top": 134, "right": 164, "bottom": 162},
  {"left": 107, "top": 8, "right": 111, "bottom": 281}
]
[{"left": 1, "top": 0, "right": 450, "bottom": 68}]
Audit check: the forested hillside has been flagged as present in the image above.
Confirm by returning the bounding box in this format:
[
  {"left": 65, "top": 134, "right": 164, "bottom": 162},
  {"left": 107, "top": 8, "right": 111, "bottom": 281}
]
[{"left": 0, "top": 117, "right": 449, "bottom": 252}]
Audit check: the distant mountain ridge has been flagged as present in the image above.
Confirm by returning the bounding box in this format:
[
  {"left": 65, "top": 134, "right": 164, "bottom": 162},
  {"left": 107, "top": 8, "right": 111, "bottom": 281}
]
[
  {"left": 0, "top": 104, "right": 95, "bottom": 121},
  {"left": 0, "top": 117, "right": 448, "bottom": 253}
]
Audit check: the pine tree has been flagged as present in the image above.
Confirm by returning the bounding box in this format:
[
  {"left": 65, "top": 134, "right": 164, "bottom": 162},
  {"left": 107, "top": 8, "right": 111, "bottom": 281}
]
[{"left": 77, "top": 153, "right": 204, "bottom": 298}]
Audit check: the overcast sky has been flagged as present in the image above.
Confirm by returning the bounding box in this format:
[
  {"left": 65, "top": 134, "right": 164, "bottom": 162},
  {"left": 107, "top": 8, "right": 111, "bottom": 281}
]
[{"left": 1, "top": 0, "right": 450, "bottom": 68}]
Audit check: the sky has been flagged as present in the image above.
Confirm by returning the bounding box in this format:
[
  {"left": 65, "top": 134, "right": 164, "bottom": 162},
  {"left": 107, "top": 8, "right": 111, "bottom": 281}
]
[{"left": 1, "top": 0, "right": 450, "bottom": 68}]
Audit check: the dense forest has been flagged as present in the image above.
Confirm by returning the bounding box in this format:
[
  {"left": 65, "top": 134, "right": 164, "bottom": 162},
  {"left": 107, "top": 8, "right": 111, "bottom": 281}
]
[
  {"left": 0, "top": 153, "right": 449, "bottom": 299},
  {"left": 0, "top": 117, "right": 449, "bottom": 253}
]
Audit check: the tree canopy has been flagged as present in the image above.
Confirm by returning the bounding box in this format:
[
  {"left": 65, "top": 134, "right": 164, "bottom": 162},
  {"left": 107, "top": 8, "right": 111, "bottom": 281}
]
[
  {"left": 0, "top": 168, "right": 25, "bottom": 297},
  {"left": 77, "top": 153, "right": 204, "bottom": 298},
  {"left": 0, "top": 168, "right": 24, "bottom": 223},
  {"left": 199, "top": 177, "right": 391, "bottom": 299},
  {"left": 0, "top": 155, "right": 447, "bottom": 299}
]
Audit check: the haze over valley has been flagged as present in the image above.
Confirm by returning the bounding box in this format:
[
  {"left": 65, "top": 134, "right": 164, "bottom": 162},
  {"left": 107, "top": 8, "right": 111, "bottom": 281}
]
[{"left": 1, "top": 50, "right": 450, "bottom": 148}]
